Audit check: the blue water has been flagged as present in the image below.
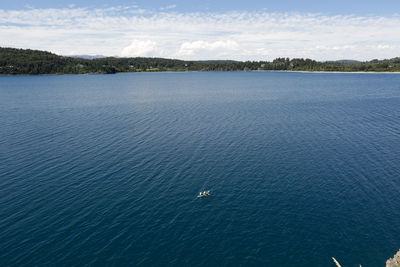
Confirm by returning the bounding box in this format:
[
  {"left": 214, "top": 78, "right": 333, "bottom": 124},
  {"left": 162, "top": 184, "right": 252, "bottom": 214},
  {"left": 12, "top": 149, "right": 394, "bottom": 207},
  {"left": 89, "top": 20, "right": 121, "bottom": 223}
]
[{"left": 1, "top": 72, "right": 400, "bottom": 266}]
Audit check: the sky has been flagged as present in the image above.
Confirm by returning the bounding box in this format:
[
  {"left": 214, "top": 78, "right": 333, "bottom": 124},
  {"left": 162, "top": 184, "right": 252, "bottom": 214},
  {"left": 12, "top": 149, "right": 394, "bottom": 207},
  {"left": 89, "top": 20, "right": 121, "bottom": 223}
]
[{"left": 1, "top": 0, "right": 400, "bottom": 60}]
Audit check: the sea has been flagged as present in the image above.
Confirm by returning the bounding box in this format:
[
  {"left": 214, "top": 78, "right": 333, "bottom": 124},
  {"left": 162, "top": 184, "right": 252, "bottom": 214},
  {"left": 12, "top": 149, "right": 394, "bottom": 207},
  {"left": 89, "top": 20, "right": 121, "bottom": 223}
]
[{"left": 1, "top": 71, "right": 400, "bottom": 266}]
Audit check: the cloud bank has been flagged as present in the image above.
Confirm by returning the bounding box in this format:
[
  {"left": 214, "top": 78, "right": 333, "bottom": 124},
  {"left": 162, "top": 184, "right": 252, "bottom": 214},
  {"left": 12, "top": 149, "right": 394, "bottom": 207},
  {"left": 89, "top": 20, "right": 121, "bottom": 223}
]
[
  {"left": 0, "top": 6, "right": 400, "bottom": 60},
  {"left": 178, "top": 40, "right": 240, "bottom": 57},
  {"left": 121, "top": 40, "right": 157, "bottom": 57}
]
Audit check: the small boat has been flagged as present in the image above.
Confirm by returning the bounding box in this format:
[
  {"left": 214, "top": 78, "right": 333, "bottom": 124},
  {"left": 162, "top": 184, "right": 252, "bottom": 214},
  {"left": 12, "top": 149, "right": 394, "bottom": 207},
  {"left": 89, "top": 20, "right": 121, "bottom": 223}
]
[{"left": 197, "top": 190, "right": 211, "bottom": 198}]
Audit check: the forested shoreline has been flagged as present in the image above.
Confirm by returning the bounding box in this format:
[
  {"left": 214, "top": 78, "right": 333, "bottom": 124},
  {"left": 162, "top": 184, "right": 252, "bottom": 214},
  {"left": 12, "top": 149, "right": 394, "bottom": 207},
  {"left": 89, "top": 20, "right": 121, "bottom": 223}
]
[{"left": 1, "top": 47, "right": 400, "bottom": 75}]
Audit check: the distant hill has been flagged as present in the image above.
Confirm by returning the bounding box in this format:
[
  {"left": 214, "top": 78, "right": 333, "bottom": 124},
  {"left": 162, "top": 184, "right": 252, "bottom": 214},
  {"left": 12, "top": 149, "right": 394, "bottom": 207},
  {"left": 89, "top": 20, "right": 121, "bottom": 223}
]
[
  {"left": 70, "top": 55, "right": 107, "bottom": 59},
  {"left": 1, "top": 47, "right": 400, "bottom": 75}
]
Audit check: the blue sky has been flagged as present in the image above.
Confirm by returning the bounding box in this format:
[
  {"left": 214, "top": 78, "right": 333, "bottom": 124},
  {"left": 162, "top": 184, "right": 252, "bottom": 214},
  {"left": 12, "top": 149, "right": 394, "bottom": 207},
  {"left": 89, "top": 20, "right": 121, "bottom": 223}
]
[
  {"left": 1, "top": 1, "right": 400, "bottom": 60},
  {"left": 3, "top": 0, "right": 400, "bottom": 15}
]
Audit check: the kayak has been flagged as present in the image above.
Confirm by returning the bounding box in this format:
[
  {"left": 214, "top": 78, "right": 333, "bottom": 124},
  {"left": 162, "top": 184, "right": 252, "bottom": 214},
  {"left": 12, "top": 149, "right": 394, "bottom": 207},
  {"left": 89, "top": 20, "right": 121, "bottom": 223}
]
[{"left": 197, "top": 190, "right": 211, "bottom": 198}]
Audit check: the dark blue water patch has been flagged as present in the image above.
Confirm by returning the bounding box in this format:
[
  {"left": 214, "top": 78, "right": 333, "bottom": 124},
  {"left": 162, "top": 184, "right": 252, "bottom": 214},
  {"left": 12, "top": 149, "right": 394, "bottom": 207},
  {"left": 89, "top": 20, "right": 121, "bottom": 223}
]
[{"left": 1, "top": 72, "right": 400, "bottom": 266}]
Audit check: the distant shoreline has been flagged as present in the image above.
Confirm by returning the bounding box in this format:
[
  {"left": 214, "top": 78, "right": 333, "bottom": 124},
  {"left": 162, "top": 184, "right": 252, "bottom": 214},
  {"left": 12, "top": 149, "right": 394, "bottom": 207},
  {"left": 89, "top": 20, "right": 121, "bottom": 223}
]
[
  {"left": 2, "top": 47, "right": 400, "bottom": 75},
  {"left": 2, "top": 70, "right": 400, "bottom": 77},
  {"left": 269, "top": 70, "right": 400, "bottom": 74}
]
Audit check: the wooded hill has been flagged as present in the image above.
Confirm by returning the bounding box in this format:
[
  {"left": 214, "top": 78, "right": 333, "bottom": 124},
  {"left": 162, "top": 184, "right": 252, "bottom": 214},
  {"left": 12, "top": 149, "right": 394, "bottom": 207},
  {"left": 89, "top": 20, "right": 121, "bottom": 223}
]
[{"left": 1, "top": 47, "right": 400, "bottom": 75}]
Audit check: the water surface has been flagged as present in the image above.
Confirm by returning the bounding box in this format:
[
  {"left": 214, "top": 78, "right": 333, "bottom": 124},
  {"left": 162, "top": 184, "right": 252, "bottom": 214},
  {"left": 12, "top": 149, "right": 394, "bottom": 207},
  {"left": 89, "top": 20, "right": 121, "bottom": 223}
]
[{"left": 1, "top": 72, "right": 400, "bottom": 266}]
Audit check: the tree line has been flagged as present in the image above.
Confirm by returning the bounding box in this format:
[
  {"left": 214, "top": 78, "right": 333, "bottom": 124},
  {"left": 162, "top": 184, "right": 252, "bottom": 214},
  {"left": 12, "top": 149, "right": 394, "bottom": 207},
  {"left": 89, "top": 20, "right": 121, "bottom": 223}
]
[{"left": 1, "top": 47, "right": 400, "bottom": 75}]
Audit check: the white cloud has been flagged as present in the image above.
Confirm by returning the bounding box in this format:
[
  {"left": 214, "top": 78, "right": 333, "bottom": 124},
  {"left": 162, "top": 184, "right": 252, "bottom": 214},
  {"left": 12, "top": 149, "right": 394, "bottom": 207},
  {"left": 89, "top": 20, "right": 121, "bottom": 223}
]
[
  {"left": 121, "top": 40, "right": 157, "bottom": 57},
  {"left": 160, "top": 5, "right": 177, "bottom": 11},
  {"left": 0, "top": 7, "right": 400, "bottom": 60},
  {"left": 178, "top": 40, "right": 240, "bottom": 58}
]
